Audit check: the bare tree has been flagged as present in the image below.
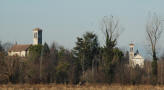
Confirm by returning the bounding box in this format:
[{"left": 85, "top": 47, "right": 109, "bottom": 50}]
[
  {"left": 101, "top": 15, "right": 123, "bottom": 42},
  {"left": 146, "top": 13, "right": 163, "bottom": 80}
]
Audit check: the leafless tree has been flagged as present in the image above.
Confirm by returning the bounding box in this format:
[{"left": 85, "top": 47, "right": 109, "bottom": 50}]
[
  {"left": 146, "top": 13, "right": 163, "bottom": 59},
  {"left": 101, "top": 15, "right": 123, "bottom": 42},
  {"left": 0, "top": 56, "right": 22, "bottom": 83},
  {"left": 146, "top": 13, "right": 163, "bottom": 80}
]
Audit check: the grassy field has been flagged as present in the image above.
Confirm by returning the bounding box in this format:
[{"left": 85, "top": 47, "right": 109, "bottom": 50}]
[{"left": 0, "top": 84, "right": 164, "bottom": 90}]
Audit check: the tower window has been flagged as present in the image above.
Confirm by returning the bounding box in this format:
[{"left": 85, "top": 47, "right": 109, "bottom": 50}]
[
  {"left": 34, "top": 33, "right": 37, "bottom": 38},
  {"left": 130, "top": 48, "right": 133, "bottom": 52}
]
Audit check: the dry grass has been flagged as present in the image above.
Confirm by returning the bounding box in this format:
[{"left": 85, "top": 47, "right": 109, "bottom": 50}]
[{"left": 0, "top": 84, "right": 164, "bottom": 90}]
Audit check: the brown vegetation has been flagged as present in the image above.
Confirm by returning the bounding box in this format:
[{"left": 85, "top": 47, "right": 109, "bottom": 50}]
[
  {"left": 0, "top": 84, "right": 164, "bottom": 90},
  {"left": 1, "top": 42, "right": 164, "bottom": 85}
]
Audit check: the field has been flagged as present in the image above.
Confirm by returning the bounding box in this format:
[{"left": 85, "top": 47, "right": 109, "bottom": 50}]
[{"left": 0, "top": 84, "right": 164, "bottom": 90}]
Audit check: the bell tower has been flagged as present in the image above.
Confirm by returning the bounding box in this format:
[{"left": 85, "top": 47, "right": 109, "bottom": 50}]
[
  {"left": 33, "top": 28, "right": 42, "bottom": 45},
  {"left": 129, "top": 43, "right": 134, "bottom": 61}
]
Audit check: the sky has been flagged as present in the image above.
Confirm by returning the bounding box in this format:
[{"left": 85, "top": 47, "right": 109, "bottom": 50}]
[{"left": 0, "top": 0, "right": 164, "bottom": 58}]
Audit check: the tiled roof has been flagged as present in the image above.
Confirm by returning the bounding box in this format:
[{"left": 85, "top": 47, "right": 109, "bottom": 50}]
[
  {"left": 33, "top": 28, "right": 42, "bottom": 31},
  {"left": 129, "top": 43, "right": 134, "bottom": 46},
  {"left": 133, "top": 54, "right": 144, "bottom": 59},
  {"left": 9, "top": 44, "right": 31, "bottom": 52}
]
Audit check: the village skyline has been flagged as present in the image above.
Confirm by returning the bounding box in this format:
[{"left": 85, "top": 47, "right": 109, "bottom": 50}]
[{"left": 1, "top": 1, "right": 164, "bottom": 88}]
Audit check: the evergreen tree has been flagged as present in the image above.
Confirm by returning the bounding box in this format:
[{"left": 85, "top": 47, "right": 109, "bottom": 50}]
[
  {"left": 42, "top": 43, "right": 50, "bottom": 57},
  {"left": 73, "top": 32, "right": 100, "bottom": 81}
]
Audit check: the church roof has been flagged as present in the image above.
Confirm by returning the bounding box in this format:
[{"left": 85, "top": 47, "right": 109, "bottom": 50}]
[
  {"left": 9, "top": 44, "right": 31, "bottom": 52},
  {"left": 33, "top": 28, "right": 42, "bottom": 31},
  {"left": 133, "top": 54, "right": 144, "bottom": 59},
  {"left": 129, "top": 43, "right": 134, "bottom": 46}
]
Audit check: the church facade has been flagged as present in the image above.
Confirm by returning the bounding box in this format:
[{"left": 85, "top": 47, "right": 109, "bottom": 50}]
[
  {"left": 129, "top": 43, "right": 144, "bottom": 68},
  {"left": 8, "top": 28, "right": 42, "bottom": 57}
]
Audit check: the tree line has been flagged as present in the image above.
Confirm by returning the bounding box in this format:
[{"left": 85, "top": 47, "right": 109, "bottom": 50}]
[{"left": 0, "top": 14, "right": 164, "bottom": 85}]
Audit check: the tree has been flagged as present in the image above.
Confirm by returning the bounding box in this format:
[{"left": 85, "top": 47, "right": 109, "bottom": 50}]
[
  {"left": 73, "top": 32, "right": 99, "bottom": 81},
  {"left": 28, "top": 44, "right": 43, "bottom": 60},
  {"left": 39, "top": 43, "right": 50, "bottom": 83},
  {"left": 101, "top": 15, "right": 123, "bottom": 83},
  {"left": 55, "top": 61, "right": 70, "bottom": 83},
  {"left": 1, "top": 56, "right": 22, "bottom": 83},
  {"left": 42, "top": 43, "right": 50, "bottom": 57},
  {"left": 26, "top": 45, "right": 43, "bottom": 83},
  {"left": 146, "top": 13, "right": 163, "bottom": 81}
]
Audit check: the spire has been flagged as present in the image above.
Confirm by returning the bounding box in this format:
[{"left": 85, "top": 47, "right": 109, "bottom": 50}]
[
  {"left": 134, "top": 49, "right": 139, "bottom": 56},
  {"left": 136, "top": 49, "right": 139, "bottom": 54}
]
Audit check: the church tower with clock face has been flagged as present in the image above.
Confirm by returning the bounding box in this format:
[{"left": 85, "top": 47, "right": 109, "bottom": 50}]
[{"left": 33, "top": 28, "right": 42, "bottom": 45}]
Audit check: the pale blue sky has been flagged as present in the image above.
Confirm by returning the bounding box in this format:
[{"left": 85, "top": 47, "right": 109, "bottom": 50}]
[{"left": 0, "top": 0, "right": 164, "bottom": 57}]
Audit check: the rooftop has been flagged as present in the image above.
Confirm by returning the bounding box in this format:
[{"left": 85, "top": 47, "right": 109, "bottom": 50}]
[
  {"left": 9, "top": 44, "right": 31, "bottom": 52},
  {"left": 33, "top": 28, "right": 42, "bottom": 31},
  {"left": 129, "top": 43, "right": 134, "bottom": 46}
]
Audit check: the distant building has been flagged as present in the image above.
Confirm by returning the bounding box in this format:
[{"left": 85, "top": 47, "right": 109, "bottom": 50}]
[
  {"left": 8, "top": 44, "right": 31, "bottom": 57},
  {"left": 129, "top": 43, "right": 144, "bottom": 68},
  {"left": 33, "top": 28, "right": 42, "bottom": 45},
  {"left": 8, "top": 28, "right": 42, "bottom": 57}
]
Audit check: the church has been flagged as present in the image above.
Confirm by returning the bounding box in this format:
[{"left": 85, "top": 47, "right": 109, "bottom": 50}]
[
  {"left": 129, "top": 43, "right": 144, "bottom": 68},
  {"left": 8, "top": 28, "right": 42, "bottom": 57}
]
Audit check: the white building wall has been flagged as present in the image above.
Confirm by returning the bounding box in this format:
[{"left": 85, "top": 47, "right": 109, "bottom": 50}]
[
  {"left": 20, "top": 51, "right": 26, "bottom": 57},
  {"left": 8, "top": 51, "right": 28, "bottom": 57},
  {"left": 132, "top": 58, "right": 144, "bottom": 68},
  {"left": 8, "top": 51, "right": 20, "bottom": 56},
  {"left": 33, "top": 31, "right": 38, "bottom": 45},
  {"left": 33, "top": 29, "right": 42, "bottom": 45}
]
